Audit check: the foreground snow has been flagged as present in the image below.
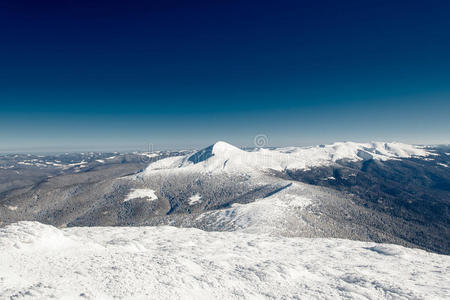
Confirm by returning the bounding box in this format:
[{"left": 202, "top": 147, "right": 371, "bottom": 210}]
[{"left": 0, "top": 222, "right": 448, "bottom": 299}]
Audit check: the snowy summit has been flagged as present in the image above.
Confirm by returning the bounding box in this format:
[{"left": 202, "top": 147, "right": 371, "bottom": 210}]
[{"left": 143, "top": 141, "right": 431, "bottom": 174}]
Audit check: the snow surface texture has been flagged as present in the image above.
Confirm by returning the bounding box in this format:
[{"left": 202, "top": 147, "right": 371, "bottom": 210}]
[
  {"left": 0, "top": 222, "right": 448, "bottom": 299},
  {"left": 143, "top": 141, "right": 431, "bottom": 175}
]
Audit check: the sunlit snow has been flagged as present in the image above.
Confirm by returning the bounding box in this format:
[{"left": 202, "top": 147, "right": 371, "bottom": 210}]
[
  {"left": 0, "top": 222, "right": 448, "bottom": 299},
  {"left": 143, "top": 141, "right": 433, "bottom": 175},
  {"left": 123, "top": 188, "right": 158, "bottom": 202},
  {"left": 188, "top": 194, "right": 202, "bottom": 205}
]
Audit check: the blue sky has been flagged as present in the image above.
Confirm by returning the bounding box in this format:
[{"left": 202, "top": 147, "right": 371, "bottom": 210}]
[{"left": 1, "top": 0, "right": 449, "bottom": 151}]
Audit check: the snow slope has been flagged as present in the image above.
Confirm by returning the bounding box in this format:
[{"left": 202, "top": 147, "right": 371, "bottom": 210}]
[
  {"left": 0, "top": 222, "right": 448, "bottom": 299},
  {"left": 143, "top": 141, "right": 432, "bottom": 175},
  {"left": 195, "top": 182, "right": 314, "bottom": 235}
]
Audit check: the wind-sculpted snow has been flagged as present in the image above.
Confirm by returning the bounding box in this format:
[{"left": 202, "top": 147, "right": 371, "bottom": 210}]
[
  {"left": 0, "top": 222, "right": 448, "bottom": 299},
  {"left": 143, "top": 141, "right": 432, "bottom": 175}
]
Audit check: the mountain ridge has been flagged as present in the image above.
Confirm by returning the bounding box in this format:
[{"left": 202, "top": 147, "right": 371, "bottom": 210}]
[{"left": 142, "top": 140, "right": 432, "bottom": 175}]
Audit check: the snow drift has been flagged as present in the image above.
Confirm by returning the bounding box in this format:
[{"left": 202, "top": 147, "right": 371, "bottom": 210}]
[{"left": 0, "top": 221, "right": 448, "bottom": 299}]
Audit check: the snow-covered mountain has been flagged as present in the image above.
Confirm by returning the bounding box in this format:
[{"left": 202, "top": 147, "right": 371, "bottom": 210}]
[
  {"left": 1, "top": 141, "right": 448, "bottom": 255},
  {"left": 0, "top": 221, "right": 448, "bottom": 299},
  {"left": 0, "top": 142, "right": 448, "bottom": 299},
  {"left": 142, "top": 141, "right": 431, "bottom": 175}
]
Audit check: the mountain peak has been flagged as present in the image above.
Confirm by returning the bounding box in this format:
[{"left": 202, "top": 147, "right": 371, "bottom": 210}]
[
  {"left": 187, "top": 141, "right": 241, "bottom": 164},
  {"left": 211, "top": 141, "right": 241, "bottom": 154}
]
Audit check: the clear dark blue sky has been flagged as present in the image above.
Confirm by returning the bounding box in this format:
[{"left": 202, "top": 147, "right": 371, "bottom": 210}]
[{"left": 1, "top": 0, "right": 449, "bottom": 151}]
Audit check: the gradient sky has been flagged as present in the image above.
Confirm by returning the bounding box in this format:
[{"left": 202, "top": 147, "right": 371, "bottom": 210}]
[{"left": 1, "top": 0, "right": 449, "bottom": 151}]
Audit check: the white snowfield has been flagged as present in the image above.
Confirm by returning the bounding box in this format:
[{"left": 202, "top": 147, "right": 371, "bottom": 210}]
[
  {"left": 143, "top": 141, "right": 432, "bottom": 175},
  {"left": 0, "top": 222, "right": 449, "bottom": 300},
  {"left": 188, "top": 193, "right": 202, "bottom": 205},
  {"left": 123, "top": 188, "right": 158, "bottom": 202}
]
